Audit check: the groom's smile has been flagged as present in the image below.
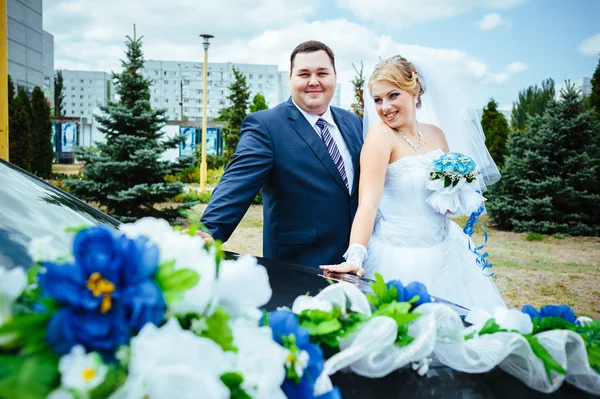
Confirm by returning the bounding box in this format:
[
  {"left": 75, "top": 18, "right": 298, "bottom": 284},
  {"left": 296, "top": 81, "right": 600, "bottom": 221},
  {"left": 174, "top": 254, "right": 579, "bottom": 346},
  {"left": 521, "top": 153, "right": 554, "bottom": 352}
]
[{"left": 290, "top": 50, "right": 336, "bottom": 116}]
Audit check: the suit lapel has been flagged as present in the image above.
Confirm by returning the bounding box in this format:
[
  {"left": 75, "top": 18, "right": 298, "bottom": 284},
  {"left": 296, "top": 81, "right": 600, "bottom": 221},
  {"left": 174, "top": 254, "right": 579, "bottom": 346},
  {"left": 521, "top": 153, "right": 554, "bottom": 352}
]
[{"left": 286, "top": 100, "right": 348, "bottom": 194}]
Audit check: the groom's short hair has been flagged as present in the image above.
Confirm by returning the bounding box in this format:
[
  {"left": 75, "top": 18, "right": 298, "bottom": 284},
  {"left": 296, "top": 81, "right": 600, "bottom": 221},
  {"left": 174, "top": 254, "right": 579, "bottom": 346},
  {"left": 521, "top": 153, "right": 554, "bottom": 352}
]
[{"left": 290, "top": 41, "right": 336, "bottom": 74}]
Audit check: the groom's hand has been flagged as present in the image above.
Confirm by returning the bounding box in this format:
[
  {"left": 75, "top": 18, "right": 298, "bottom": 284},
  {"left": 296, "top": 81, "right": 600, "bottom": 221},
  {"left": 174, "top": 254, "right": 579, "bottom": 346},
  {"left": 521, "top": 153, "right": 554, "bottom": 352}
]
[
  {"left": 182, "top": 229, "right": 215, "bottom": 244},
  {"left": 320, "top": 263, "right": 365, "bottom": 277}
]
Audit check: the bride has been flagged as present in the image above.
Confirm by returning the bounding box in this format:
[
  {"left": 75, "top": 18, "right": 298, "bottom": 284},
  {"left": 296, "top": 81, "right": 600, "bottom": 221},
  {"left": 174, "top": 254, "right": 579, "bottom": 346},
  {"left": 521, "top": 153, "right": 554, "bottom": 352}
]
[{"left": 320, "top": 55, "right": 505, "bottom": 312}]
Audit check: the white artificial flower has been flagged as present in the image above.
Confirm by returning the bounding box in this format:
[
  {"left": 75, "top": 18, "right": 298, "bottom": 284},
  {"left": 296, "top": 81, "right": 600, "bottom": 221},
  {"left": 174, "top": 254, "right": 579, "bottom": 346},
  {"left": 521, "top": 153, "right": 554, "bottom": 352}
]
[
  {"left": 0, "top": 266, "right": 27, "bottom": 327},
  {"left": 292, "top": 295, "right": 333, "bottom": 314},
  {"left": 215, "top": 255, "right": 272, "bottom": 321},
  {"left": 115, "top": 318, "right": 229, "bottom": 399},
  {"left": 466, "top": 306, "right": 533, "bottom": 335},
  {"left": 286, "top": 349, "right": 310, "bottom": 378},
  {"left": 226, "top": 319, "right": 288, "bottom": 399},
  {"left": 46, "top": 389, "right": 75, "bottom": 399},
  {"left": 120, "top": 217, "right": 217, "bottom": 315},
  {"left": 28, "top": 235, "right": 71, "bottom": 263},
  {"left": 59, "top": 345, "right": 107, "bottom": 392}
]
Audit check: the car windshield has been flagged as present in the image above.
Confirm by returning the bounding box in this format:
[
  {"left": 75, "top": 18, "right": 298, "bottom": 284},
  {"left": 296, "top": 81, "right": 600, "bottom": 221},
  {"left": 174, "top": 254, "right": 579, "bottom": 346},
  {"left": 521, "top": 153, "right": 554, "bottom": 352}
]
[{"left": 0, "top": 161, "right": 119, "bottom": 269}]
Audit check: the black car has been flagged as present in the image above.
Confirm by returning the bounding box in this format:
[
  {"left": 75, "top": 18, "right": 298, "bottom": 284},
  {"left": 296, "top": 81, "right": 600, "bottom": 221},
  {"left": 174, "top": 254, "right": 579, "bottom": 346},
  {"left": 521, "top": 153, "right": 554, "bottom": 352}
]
[{"left": 0, "top": 159, "right": 594, "bottom": 399}]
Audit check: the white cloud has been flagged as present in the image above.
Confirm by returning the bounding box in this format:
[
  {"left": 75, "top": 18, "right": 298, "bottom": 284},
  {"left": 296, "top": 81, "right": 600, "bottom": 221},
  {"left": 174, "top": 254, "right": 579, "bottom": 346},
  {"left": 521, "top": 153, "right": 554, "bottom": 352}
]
[
  {"left": 505, "top": 61, "right": 528, "bottom": 74},
  {"left": 483, "top": 61, "right": 527, "bottom": 84},
  {"left": 577, "top": 33, "right": 600, "bottom": 56},
  {"left": 477, "top": 13, "right": 511, "bottom": 31},
  {"left": 336, "top": 0, "right": 526, "bottom": 28}
]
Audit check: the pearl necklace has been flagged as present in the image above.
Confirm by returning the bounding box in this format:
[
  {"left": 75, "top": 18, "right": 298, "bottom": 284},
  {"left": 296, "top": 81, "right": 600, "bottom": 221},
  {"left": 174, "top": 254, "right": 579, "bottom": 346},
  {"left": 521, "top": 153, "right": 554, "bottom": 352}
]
[{"left": 396, "top": 129, "right": 425, "bottom": 152}]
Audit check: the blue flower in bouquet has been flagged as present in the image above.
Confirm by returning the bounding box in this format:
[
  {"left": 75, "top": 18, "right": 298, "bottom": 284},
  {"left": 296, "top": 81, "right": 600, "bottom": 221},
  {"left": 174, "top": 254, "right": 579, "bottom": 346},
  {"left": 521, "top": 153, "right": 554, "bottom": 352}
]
[
  {"left": 38, "top": 226, "right": 166, "bottom": 355},
  {"left": 443, "top": 163, "right": 455, "bottom": 173},
  {"left": 455, "top": 162, "right": 467, "bottom": 175},
  {"left": 432, "top": 160, "right": 444, "bottom": 173},
  {"left": 268, "top": 311, "right": 327, "bottom": 399},
  {"left": 387, "top": 280, "right": 432, "bottom": 306},
  {"left": 522, "top": 304, "right": 577, "bottom": 325}
]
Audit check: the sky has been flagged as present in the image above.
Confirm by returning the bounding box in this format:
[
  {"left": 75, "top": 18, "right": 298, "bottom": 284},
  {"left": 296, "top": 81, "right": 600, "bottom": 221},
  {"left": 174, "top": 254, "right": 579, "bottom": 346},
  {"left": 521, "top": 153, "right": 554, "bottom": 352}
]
[{"left": 43, "top": 0, "right": 600, "bottom": 112}]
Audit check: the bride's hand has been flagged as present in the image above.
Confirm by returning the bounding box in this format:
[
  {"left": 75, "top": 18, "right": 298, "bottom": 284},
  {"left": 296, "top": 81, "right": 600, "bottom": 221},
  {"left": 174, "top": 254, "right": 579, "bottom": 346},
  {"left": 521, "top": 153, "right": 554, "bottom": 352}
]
[{"left": 320, "top": 263, "right": 366, "bottom": 277}]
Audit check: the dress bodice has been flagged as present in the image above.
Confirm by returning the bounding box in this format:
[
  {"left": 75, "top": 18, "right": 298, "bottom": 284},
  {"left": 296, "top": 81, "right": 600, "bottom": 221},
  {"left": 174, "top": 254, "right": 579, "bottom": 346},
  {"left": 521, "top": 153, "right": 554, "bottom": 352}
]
[{"left": 373, "top": 149, "right": 450, "bottom": 247}]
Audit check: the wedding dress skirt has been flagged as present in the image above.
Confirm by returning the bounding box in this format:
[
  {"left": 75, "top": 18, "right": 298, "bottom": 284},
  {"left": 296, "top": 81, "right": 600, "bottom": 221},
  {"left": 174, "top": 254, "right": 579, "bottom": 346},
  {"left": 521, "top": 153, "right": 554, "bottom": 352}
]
[{"left": 363, "top": 149, "right": 505, "bottom": 313}]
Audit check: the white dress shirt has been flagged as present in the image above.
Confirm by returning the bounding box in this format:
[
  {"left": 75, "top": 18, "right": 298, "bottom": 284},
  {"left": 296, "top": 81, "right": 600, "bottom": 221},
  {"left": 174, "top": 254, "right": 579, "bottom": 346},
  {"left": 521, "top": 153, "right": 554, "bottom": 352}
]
[{"left": 292, "top": 99, "right": 355, "bottom": 193}]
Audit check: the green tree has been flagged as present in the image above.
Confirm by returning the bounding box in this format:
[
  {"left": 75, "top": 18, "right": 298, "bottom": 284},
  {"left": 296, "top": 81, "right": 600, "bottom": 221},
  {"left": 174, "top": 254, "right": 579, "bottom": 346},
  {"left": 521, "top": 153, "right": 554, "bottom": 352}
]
[
  {"left": 65, "top": 30, "right": 185, "bottom": 222},
  {"left": 511, "top": 78, "right": 555, "bottom": 132},
  {"left": 8, "top": 75, "right": 15, "bottom": 104},
  {"left": 249, "top": 92, "right": 268, "bottom": 113},
  {"left": 350, "top": 62, "right": 365, "bottom": 118},
  {"left": 222, "top": 67, "right": 250, "bottom": 162},
  {"left": 481, "top": 98, "right": 511, "bottom": 167},
  {"left": 30, "top": 87, "right": 54, "bottom": 178},
  {"left": 590, "top": 54, "right": 600, "bottom": 117},
  {"left": 487, "top": 84, "right": 600, "bottom": 236},
  {"left": 53, "top": 70, "right": 65, "bottom": 117},
  {"left": 8, "top": 88, "right": 33, "bottom": 170}
]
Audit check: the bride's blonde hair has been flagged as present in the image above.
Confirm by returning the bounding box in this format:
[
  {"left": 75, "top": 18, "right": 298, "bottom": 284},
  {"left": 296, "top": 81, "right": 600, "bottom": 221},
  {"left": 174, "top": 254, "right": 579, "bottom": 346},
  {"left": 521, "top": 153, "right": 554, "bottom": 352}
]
[{"left": 369, "top": 56, "right": 425, "bottom": 108}]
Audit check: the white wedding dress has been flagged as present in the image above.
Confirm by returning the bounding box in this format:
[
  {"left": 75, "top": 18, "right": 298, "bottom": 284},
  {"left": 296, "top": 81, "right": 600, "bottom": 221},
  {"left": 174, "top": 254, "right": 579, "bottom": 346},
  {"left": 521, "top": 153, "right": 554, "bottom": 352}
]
[{"left": 363, "top": 148, "right": 505, "bottom": 312}]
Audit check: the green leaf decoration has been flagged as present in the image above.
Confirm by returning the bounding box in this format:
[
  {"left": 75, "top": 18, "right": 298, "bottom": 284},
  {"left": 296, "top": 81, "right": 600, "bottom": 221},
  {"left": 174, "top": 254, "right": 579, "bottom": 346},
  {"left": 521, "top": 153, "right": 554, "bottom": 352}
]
[
  {"left": 534, "top": 317, "right": 576, "bottom": 334},
  {"left": 524, "top": 334, "right": 567, "bottom": 381},
  {"left": 0, "top": 313, "right": 52, "bottom": 354},
  {"left": 370, "top": 273, "right": 388, "bottom": 300},
  {"left": 26, "top": 264, "right": 41, "bottom": 285},
  {"left": 577, "top": 320, "right": 600, "bottom": 374},
  {"left": 301, "top": 318, "right": 343, "bottom": 336},
  {"left": 64, "top": 225, "right": 90, "bottom": 233},
  {"left": 186, "top": 223, "right": 202, "bottom": 237},
  {"left": 220, "top": 372, "right": 253, "bottom": 399},
  {"left": 155, "top": 260, "right": 200, "bottom": 305},
  {"left": 89, "top": 365, "right": 128, "bottom": 399},
  {"left": 198, "top": 306, "right": 237, "bottom": 352},
  {"left": 0, "top": 351, "right": 59, "bottom": 399},
  {"left": 478, "top": 318, "right": 502, "bottom": 336}
]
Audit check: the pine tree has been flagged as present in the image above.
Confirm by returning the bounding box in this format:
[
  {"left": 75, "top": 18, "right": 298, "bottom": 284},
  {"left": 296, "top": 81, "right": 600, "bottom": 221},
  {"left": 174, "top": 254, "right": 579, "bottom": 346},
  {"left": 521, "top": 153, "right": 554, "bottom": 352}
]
[
  {"left": 350, "top": 62, "right": 365, "bottom": 118},
  {"left": 487, "top": 84, "right": 600, "bottom": 236},
  {"left": 54, "top": 70, "right": 65, "bottom": 117},
  {"left": 222, "top": 67, "right": 250, "bottom": 162},
  {"left": 8, "top": 88, "right": 33, "bottom": 170},
  {"left": 481, "top": 98, "right": 511, "bottom": 166},
  {"left": 511, "top": 78, "right": 555, "bottom": 132},
  {"left": 590, "top": 54, "right": 600, "bottom": 117},
  {"left": 65, "top": 30, "right": 185, "bottom": 222},
  {"left": 249, "top": 92, "right": 268, "bottom": 113},
  {"left": 30, "top": 87, "right": 54, "bottom": 178}
]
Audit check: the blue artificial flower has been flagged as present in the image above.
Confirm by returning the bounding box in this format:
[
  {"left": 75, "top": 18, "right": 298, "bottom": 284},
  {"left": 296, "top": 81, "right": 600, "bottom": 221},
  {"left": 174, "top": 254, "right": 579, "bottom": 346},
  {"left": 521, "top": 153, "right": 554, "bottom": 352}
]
[
  {"left": 386, "top": 280, "right": 432, "bottom": 306},
  {"left": 522, "top": 304, "right": 577, "bottom": 324},
  {"left": 268, "top": 311, "right": 328, "bottom": 399},
  {"left": 466, "top": 159, "right": 476, "bottom": 172},
  {"left": 443, "top": 163, "right": 455, "bottom": 173},
  {"left": 38, "top": 226, "right": 166, "bottom": 355},
  {"left": 456, "top": 162, "right": 467, "bottom": 175},
  {"left": 432, "top": 161, "right": 443, "bottom": 173}
]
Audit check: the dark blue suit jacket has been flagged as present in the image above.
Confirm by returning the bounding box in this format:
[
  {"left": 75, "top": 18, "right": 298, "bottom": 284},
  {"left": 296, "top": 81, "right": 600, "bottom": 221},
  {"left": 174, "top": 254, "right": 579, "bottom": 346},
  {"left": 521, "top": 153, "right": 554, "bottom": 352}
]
[{"left": 201, "top": 98, "right": 364, "bottom": 267}]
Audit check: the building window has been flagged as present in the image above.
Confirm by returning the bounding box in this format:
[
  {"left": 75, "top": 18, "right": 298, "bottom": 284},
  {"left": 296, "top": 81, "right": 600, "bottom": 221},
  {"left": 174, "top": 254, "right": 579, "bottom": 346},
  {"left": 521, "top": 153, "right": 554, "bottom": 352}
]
[
  {"left": 71, "top": 87, "right": 75, "bottom": 90},
  {"left": 80, "top": 95, "right": 84, "bottom": 99},
  {"left": 183, "top": 79, "right": 190, "bottom": 85},
  {"left": 258, "top": 74, "right": 263, "bottom": 79},
  {"left": 164, "top": 80, "right": 169, "bottom": 84},
  {"left": 258, "top": 84, "right": 263, "bottom": 89},
  {"left": 164, "top": 71, "right": 168, "bottom": 76},
  {"left": 268, "top": 74, "right": 274, "bottom": 79},
  {"left": 184, "top": 98, "right": 189, "bottom": 103},
  {"left": 165, "top": 99, "right": 168, "bottom": 103},
  {"left": 249, "top": 74, "right": 253, "bottom": 79},
  {"left": 80, "top": 79, "right": 83, "bottom": 83}
]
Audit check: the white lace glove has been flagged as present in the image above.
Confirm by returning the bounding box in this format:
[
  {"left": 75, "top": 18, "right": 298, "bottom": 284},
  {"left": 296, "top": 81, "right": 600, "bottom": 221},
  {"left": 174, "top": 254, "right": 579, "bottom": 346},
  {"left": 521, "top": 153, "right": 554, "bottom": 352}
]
[{"left": 343, "top": 244, "right": 367, "bottom": 277}]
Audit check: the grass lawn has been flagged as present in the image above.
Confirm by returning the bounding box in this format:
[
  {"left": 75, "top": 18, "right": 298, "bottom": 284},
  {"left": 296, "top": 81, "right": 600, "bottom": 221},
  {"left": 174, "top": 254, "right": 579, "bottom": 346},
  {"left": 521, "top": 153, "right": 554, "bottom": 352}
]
[{"left": 191, "top": 204, "right": 600, "bottom": 318}]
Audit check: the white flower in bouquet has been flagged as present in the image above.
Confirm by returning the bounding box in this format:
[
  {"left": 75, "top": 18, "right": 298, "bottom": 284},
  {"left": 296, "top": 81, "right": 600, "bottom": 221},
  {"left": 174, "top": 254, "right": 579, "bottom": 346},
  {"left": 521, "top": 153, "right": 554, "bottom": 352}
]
[
  {"left": 114, "top": 318, "right": 229, "bottom": 399},
  {"left": 227, "top": 319, "right": 288, "bottom": 399},
  {"left": 0, "top": 266, "right": 27, "bottom": 327},
  {"left": 58, "top": 345, "right": 108, "bottom": 393},
  {"left": 292, "top": 295, "right": 333, "bottom": 314},
  {"left": 466, "top": 306, "right": 534, "bottom": 335},
  {"left": 216, "top": 255, "right": 272, "bottom": 321}
]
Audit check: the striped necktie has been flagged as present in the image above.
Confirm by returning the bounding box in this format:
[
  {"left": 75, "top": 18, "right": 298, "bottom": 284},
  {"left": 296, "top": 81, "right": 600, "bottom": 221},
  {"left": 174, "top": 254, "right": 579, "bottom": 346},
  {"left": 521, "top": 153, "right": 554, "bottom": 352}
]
[{"left": 316, "top": 118, "right": 349, "bottom": 191}]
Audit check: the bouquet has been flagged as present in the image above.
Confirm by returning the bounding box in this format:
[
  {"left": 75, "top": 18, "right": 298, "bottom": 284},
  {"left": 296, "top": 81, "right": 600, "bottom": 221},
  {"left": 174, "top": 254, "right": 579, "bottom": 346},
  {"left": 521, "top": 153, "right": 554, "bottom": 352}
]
[{"left": 425, "top": 152, "right": 486, "bottom": 216}]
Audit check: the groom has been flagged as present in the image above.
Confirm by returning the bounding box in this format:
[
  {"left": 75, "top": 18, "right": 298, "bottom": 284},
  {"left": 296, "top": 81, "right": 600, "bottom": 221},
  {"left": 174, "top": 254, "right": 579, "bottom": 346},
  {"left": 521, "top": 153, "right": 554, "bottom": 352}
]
[{"left": 200, "top": 40, "right": 363, "bottom": 267}]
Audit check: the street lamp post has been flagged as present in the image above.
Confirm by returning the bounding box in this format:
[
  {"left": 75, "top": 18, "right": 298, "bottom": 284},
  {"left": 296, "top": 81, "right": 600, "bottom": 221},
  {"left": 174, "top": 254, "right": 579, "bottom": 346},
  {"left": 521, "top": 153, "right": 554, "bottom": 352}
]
[{"left": 199, "top": 34, "right": 213, "bottom": 192}]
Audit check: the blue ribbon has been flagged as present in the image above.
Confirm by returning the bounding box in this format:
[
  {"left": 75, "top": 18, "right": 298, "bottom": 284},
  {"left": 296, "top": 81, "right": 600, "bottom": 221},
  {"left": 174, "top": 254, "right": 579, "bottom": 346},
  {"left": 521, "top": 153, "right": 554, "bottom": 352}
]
[{"left": 463, "top": 198, "right": 495, "bottom": 277}]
